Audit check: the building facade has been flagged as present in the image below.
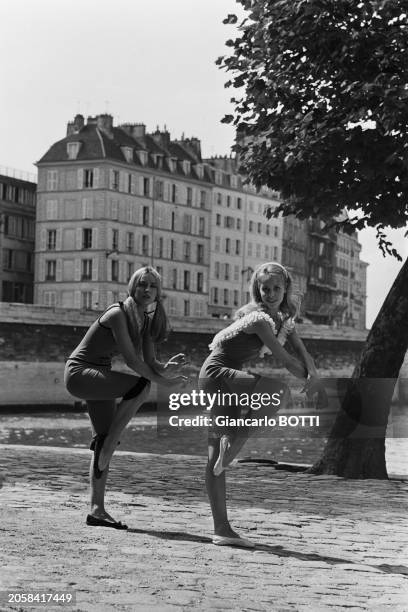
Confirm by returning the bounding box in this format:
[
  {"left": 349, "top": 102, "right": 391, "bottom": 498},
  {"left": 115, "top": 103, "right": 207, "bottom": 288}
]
[
  {"left": 34, "top": 112, "right": 367, "bottom": 328},
  {"left": 281, "top": 216, "right": 308, "bottom": 315},
  {"left": 0, "top": 170, "right": 36, "bottom": 303},
  {"left": 335, "top": 228, "right": 368, "bottom": 329},
  {"left": 35, "top": 114, "right": 211, "bottom": 317},
  {"left": 204, "top": 156, "right": 282, "bottom": 317}
]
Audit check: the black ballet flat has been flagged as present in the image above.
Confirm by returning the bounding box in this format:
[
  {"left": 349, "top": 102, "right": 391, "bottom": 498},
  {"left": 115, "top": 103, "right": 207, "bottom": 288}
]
[{"left": 86, "top": 514, "right": 128, "bottom": 530}]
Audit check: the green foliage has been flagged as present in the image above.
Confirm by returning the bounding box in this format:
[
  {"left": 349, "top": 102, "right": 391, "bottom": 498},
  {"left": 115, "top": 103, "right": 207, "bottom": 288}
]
[{"left": 219, "top": 0, "right": 408, "bottom": 257}]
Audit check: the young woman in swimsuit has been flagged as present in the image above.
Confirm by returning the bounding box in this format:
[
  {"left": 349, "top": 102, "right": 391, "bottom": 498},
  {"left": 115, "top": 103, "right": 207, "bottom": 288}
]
[
  {"left": 65, "top": 266, "right": 186, "bottom": 529},
  {"left": 199, "top": 262, "right": 323, "bottom": 547}
]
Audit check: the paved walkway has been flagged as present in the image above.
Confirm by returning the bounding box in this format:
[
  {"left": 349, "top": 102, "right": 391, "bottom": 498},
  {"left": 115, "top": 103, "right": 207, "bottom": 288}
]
[{"left": 0, "top": 444, "right": 407, "bottom": 611}]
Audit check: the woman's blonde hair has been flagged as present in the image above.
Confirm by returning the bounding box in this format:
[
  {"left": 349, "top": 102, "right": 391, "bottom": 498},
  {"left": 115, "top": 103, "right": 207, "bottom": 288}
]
[
  {"left": 122, "top": 266, "right": 169, "bottom": 345},
  {"left": 235, "top": 262, "right": 297, "bottom": 319}
]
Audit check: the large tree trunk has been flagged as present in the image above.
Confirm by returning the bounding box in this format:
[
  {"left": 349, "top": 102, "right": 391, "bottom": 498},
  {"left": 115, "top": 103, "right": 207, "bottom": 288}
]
[{"left": 310, "top": 257, "right": 408, "bottom": 478}]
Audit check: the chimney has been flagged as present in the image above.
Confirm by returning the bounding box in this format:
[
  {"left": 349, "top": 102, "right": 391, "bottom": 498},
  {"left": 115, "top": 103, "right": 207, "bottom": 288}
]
[
  {"left": 178, "top": 136, "right": 202, "bottom": 161},
  {"left": 132, "top": 123, "right": 146, "bottom": 140},
  {"left": 151, "top": 127, "right": 171, "bottom": 148},
  {"left": 96, "top": 113, "right": 113, "bottom": 136},
  {"left": 119, "top": 123, "right": 146, "bottom": 141},
  {"left": 67, "top": 113, "right": 84, "bottom": 136}
]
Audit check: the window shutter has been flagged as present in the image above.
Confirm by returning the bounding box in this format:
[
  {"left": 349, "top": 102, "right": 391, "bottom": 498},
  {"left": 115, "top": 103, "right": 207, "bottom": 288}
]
[
  {"left": 93, "top": 168, "right": 100, "bottom": 188},
  {"left": 92, "top": 257, "right": 99, "bottom": 281},
  {"left": 74, "top": 291, "right": 81, "bottom": 309},
  {"left": 76, "top": 228, "right": 82, "bottom": 249},
  {"left": 126, "top": 204, "right": 132, "bottom": 223},
  {"left": 138, "top": 177, "right": 144, "bottom": 195},
  {"left": 107, "top": 260, "right": 112, "bottom": 281},
  {"left": 131, "top": 174, "right": 137, "bottom": 195},
  {"left": 92, "top": 227, "right": 98, "bottom": 249},
  {"left": 56, "top": 259, "right": 62, "bottom": 281},
  {"left": 164, "top": 182, "right": 170, "bottom": 201},
  {"left": 92, "top": 290, "right": 99, "bottom": 309},
  {"left": 77, "top": 169, "right": 84, "bottom": 189},
  {"left": 109, "top": 169, "right": 114, "bottom": 189},
  {"left": 56, "top": 228, "right": 62, "bottom": 250},
  {"left": 40, "top": 228, "right": 46, "bottom": 250},
  {"left": 191, "top": 217, "right": 197, "bottom": 236},
  {"left": 74, "top": 259, "right": 81, "bottom": 281},
  {"left": 39, "top": 258, "right": 45, "bottom": 281},
  {"left": 82, "top": 198, "right": 88, "bottom": 219}
]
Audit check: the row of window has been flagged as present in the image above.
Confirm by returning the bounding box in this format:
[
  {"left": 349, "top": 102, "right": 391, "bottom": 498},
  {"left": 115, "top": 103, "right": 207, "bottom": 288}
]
[
  {"left": 211, "top": 287, "right": 241, "bottom": 307},
  {"left": 2, "top": 248, "right": 33, "bottom": 272},
  {"left": 42, "top": 198, "right": 208, "bottom": 236},
  {"left": 1, "top": 280, "right": 33, "bottom": 303},
  {"left": 3, "top": 214, "right": 35, "bottom": 240},
  {"left": 46, "top": 169, "right": 210, "bottom": 208},
  {"left": 41, "top": 258, "right": 206, "bottom": 293},
  {"left": 41, "top": 289, "right": 206, "bottom": 317},
  {"left": 0, "top": 182, "right": 36, "bottom": 206},
  {"left": 214, "top": 214, "right": 279, "bottom": 237},
  {"left": 43, "top": 227, "right": 207, "bottom": 264}
]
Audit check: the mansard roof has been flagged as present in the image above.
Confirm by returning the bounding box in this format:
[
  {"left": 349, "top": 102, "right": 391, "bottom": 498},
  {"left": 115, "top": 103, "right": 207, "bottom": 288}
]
[{"left": 37, "top": 116, "right": 212, "bottom": 183}]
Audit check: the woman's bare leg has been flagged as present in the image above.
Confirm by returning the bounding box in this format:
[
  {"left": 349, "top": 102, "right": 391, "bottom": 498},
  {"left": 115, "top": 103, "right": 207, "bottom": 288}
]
[
  {"left": 87, "top": 399, "right": 116, "bottom": 520},
  {"left": 206, "top": 437, "right": 241, "bottom": 537},
  {"left": 98, "top": 382, "right": 151, "bottom": 471}
]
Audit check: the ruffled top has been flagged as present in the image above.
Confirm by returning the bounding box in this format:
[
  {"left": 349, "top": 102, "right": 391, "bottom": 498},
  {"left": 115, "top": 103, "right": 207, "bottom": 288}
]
[{"left": 209, "top": 310, "right": 295, "bottom": 355}]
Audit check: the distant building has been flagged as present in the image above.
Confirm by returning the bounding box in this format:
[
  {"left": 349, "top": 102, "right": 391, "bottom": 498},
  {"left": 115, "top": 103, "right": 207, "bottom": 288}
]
[
  {"left": 34, "top": 112, "right": 367, "bottom": 328},
  {"left": 304, "top": 219, "right": 338, "bottom": 324},
  {"left": 281, "top": 216, "right": 308, "bottom": 315},
  {"left": 35, "top": 114, "right": 211, "bottom": 316},
  {"left": 0, "top": 169, "right": 36, "bottom": 303},
  {"left": 204, "top": 156, "right": 282, "bottom": 317},
  {"left": 335, "top": 228, "right": 368, "bottom": 329}
]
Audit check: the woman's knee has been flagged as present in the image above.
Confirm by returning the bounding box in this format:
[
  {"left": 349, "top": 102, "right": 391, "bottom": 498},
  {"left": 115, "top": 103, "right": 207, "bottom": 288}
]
[{"left": 122, "top": 377, "right": 151, "bottom": 401}]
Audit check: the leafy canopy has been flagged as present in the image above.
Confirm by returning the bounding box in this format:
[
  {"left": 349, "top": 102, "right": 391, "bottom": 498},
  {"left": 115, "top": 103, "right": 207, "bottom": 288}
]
[{"left": 219, "top": 0, "right": 408, "bottom": 257}]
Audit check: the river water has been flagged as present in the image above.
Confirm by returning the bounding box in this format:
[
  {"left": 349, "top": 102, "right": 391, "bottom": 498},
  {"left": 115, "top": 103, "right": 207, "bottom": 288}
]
[{"left": 0, "top": 407, "right": 407, "bottom": 476}]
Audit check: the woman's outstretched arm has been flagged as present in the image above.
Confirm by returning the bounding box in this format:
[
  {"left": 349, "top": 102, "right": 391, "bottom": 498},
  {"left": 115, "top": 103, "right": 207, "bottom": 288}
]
[
  {"left": 108, "top": 309, "right": 184, "bottom": 386},
  {"left": 286, "top": 329, "right": 318, "bottom": 377},
  {"left": 249, "top": 319, "right": 307, "bottom": 379}
]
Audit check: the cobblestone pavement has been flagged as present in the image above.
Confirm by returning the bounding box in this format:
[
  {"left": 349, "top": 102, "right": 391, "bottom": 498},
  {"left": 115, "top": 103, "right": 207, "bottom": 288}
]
[{"left": 0, "top": 444, "right": 407, "bottom": 611}]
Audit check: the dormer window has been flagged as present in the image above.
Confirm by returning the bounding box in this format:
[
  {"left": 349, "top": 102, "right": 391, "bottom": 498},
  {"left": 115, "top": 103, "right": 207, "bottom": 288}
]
[
  {"left": 195, "top": 164, "right": 204, "bottom": 180},
  {"left": 67, "top": 141, "right": 81, "bottom": 160},
  {"left": 121, "top": 146, "right": 133, "bottom": 163},
  {"left": 138, "top": 150, "right": 148, "bottom": 166},
  {"left": 215, "top": 171, "right": 222, "bottom": 185},
  {"left": 153, "top": 154, "right": 163, "bottom": 169},
  {"left": 231, "top": 174, "right": 238, "bottom": 188},
  {"left": 182, "top": 160, "right": 191, "bottom": 174},
  {"left": 170, "top": 158, "right": 178, "bottom": 172}
]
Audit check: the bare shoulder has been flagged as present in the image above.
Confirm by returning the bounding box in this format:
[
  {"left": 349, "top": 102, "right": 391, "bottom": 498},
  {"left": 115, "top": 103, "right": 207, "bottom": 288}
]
[{"left": 99, "top": 304, "right": 125, "bottom": 328}]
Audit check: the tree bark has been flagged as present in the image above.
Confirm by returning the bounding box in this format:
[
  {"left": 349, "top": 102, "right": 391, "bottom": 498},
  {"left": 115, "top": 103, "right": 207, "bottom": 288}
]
[{"left": 310, "top": 257, "right": 408, "bottom": 478}]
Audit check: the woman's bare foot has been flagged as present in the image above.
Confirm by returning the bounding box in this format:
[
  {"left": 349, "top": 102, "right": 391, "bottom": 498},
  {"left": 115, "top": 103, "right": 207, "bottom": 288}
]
[
  {"left": 213, "top": 435, "right": 230, "bottom": 476},
  {"left": 89, "top": 508, "right": 118, "bottom": 522}
]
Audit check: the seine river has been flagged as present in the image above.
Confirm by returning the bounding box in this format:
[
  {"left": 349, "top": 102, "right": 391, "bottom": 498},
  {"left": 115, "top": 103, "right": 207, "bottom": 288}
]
[{"left": 1, "top": 405, "right": 407, "bottom": 476}]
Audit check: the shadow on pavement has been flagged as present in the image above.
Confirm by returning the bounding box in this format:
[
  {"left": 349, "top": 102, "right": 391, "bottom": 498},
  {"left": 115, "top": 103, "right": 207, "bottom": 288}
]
[{"left": 127, "top": 527, "right": 212, "bottom": 545}]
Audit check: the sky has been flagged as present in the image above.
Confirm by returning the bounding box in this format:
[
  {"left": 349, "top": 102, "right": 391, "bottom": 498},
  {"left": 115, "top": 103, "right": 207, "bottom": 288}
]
[{"left": 0, "top": 0, "right": 406, "bottom": 327}]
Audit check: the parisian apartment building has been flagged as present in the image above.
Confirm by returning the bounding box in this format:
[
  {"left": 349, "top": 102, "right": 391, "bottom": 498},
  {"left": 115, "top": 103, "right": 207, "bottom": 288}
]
[
  {"left": 32, "top": 112, "right": 367, "bottom": 328},
  {"left": 0, "top": 169, "right": 36, "bottom": 303},
  {"left": 34, "top": 113, "right": 284, "bottom": 320}
]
